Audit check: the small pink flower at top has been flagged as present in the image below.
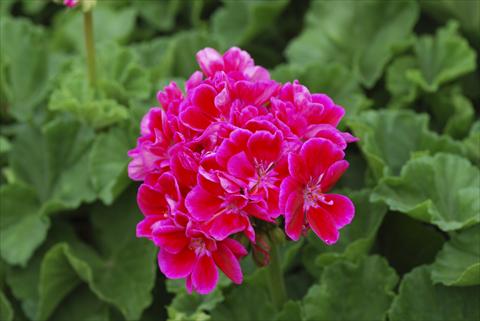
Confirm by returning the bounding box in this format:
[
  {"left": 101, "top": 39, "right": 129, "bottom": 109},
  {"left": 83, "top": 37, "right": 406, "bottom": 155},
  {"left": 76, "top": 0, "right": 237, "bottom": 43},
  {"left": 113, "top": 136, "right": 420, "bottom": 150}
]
[{"left": 64, "top": 0, "right": 78, "bottom": 7}]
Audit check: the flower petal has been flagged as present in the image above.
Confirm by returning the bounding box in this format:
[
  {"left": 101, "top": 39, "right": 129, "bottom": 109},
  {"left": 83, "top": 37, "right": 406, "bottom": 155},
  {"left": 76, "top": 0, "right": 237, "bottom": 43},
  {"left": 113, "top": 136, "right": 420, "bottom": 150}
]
[
  {"left": 279, "top": 176, "right": 302, "bottom": 211},
  {"left": 284, "top": 192, "right": 305, "bottom": 241},
  {"left": 208, "top": 213, "right": 248, "bottom": 241},
  {"left": 192, "top": 254, "right": 219, "bottom": 294},
  {"left": 185, "top": 185, "right": 222, "bottom": 221},
  {"left": 320, "top": 194, "right": 355, "bottom": 229},
  {"left": 227, "top": 151, "right": 255, "bottom": 179},
  {"left": 213, "top": 243, "right": 243, "bottom": 284},
  {"left": 306, "top": 206, "right": 339, "bottom": 245},
  {"left": 247, "top": 130, "right": 282, "bottom": 163},
  {"left": 321, "top": 160, "right": 349, "bottom": 192},
  {"left": 137, "top": 184, "right": 168, "bottom": 216},
  {"left": 196, "top": 47, "right": 223, "bottom": 77},
  {"left": 222, "top": 238, "right": 248, "bottom": 259},
  {"left": 300, "top": 138, "right": 344, "bottom": 178},
  {"left": 152, "top": 224, "right": 189, "bottom": 254},
  {"left": 158, "top": 248, "right": 196, "bottom": 279}
]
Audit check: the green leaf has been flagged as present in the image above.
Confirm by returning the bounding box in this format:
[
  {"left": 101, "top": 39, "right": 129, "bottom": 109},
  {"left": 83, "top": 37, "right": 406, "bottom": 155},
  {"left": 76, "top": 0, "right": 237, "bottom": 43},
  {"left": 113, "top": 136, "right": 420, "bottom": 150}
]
[
  {"left": 426, "top": 86, "right": 474, "bottom": 139},
  {"left": 303, "top": 256, "right": 398, "bottom": 321},
  {"left": 212, "top": 0, "right": 288, "bottom": 49},
  {"left": 52, "top": 5, "right": 136, "bottom": 52},
  {"left": 389, "top": 265, "right": 480, "bottom": 321},
  {"left": 372, "top": 153, "right": 480, "bottom": 231},
  {"left": 0, "top": 135, "right": 11, "bottom": 155},
  {"left": 431, "top": 225, "right": 480, "bottom": 286},
  {"left": 0, "top": 290, "right": 14, "bottom": 321},
  {"left": 275, "top": 301, "right": 302, "bottom": 321},
  {"left": 0, "top": 17, "right": 58, "bottom": 121},
  {"left": 0, "top": 184, "right": 49, "bottom": 266},
  {"left": 386, "top": 56, "right": 418, "bottom": 108},
  {"left": 210, "top": 269, "right": 275, "bottom": 321},
  {"left": 133, "top": 0, "right": 183, "bottom": 32},
  {"left": 349, "top": 110, "right": 463, "bottom": 180},
  {"left": 37, "top": 191, "right": 157, "bottom": 320},
  {"left": 406, "top": 21, "right": 476, "bottom": 92},
  {"left": 421, "top": 0, "right": 480, "bottom": 42},
  {"left": 167, "top": 290, "right": 224, "bottom": 321},
  {"left": 48, "top": 286, "right": 109, "bottom": 321},
  {"left": 286, "top": 0, "right": 419, "bottom": 87},
  {"left": 88, "top": 126, "right": 133, "bottom": 205},
  {"left": 302, "top": 189, "right": 387, "bottom": 277},
  {"left": 463, "top": 121, "right": 480, "bottom": 165},
  {"left": 271, "top": 62, "right": 371, "bottom": 121},
  {"left": 10, "top": 119, "right": 96, "bottom": 211}
]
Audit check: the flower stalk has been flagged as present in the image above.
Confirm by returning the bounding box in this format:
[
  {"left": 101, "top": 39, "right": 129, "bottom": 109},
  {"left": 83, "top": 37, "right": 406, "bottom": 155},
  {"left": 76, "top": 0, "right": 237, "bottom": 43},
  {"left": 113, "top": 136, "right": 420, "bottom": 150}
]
[
  {"left": 83, "top": 10, "right": 96, "bottom": 87},
  {"left": 267, "top": 231, "right": 288, "bottom": 310}
]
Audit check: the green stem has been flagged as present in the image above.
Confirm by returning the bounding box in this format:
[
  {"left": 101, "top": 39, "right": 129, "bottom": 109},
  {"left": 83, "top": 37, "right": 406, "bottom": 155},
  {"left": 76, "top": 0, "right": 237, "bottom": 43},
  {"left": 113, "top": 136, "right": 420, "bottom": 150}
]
[
  {"left": 267, "top": 233, "right": 288, "bottom": 311},
  {"left": 83, "top": 10, "right": 96, "bottom": 87}
]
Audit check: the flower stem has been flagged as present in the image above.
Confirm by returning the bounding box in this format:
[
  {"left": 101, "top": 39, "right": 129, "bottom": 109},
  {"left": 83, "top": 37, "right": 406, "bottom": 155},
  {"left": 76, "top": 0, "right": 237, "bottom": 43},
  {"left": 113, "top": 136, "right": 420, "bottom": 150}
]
[
  {"left": 267, "top": 232, "right": 288, "bottom": 311},
  {"left": 83, "top": 10, "right": 96, "bottom": 87}
]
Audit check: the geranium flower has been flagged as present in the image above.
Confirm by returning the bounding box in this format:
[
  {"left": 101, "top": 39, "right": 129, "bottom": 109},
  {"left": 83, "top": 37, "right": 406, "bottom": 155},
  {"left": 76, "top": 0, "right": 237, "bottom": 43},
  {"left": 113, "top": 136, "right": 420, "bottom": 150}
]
[{"left": 279, "top": 138, "right": 354, "bottom": 243}]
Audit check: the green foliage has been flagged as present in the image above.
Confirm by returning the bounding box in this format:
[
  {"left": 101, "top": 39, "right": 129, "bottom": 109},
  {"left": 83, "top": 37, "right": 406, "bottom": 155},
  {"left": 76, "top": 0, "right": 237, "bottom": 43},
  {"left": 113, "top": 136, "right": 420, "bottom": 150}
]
[
  {"left": 1, "top": 1, "right": 479, "bottom": 320},
  {"left": 389, "top": 266, "right": 480, "bottom": 321}
]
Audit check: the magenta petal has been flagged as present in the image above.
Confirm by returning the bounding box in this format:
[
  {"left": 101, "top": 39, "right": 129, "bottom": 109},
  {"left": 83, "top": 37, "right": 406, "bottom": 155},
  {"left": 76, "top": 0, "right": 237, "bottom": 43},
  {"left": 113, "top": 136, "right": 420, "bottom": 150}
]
[
  {"left": 222, "top": 238, "right": 248, "bottom": 259},
  {"left": 196, "top": 48, "right": 223, "bottom": 77},
  {"left": 136, "top": 215, "right": 163, "bottom": 238},
  {"left": 213, "top": 243, "right": 243, "bottom": 284},
  {"left": 320, "top": 194, "right": 355, "bottom": 229},
  {"left": 191, "top": 84, "right": 219, "bottom": 118},
  {"left": 247, "top": 130, "right": 282, "bottom": 163},
  {"left": 284, "top": 192, "right": 304, "bottom": 241},
  {"left": 306, "top": 205, "right": 339, "bottom": 245},
  {"left": 287, "top": 153, "right": 308, "bottom": 183},
  {"left": 180, "top": 106, "right": 212, "bottom": 131},
  {"left": 279, "top": 176, "right": 302, "bottom": 212},
  {"left": 137, "top": 184, "right": 167, "bottom": 216},
  {"left": 300, "top": 138, "right": 344, "bottom": 178},
  {"left": 192, "top": 254, "right": 219, "bottom": 294},
  {"left": 158, "top": 248, "right": 196, "bottom": 279},
  {"left": 321, "top": 160, "right": 349, "bottom": 192},
  {"left": 185, "top": 185, "right": 222, "bottom": 221},
  {"left": 208, "top": 213, "right": 247, "bottom": 241},
  {"left": 227, "top": 151, "right": 255, "bottom": 179},
  {"left": 152, "top": 225, "right": 189, "bottom": 254}
]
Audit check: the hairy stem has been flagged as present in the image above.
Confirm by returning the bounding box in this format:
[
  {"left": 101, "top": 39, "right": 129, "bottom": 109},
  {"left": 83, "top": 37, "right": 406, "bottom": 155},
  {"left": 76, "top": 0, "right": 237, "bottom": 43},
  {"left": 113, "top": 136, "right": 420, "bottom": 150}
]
[{"left": 83, "top": 10, "right": 96, "bottom": 87}]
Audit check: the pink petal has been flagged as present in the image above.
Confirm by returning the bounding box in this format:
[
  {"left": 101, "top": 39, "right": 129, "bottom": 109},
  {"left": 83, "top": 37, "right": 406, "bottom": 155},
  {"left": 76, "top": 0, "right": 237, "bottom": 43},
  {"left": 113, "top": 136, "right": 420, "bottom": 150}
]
[
  {"left": 247, "top": 130, "right": 282, "bottom": 163},
  {"left": 152, "top": 225, "right": 189, "bottom": 254},
  {"left": 136, "top": 215, "right": 163, "bottom": 238},
  {"left": 158, "top": 248, "right": 196, "bottom": 279},
  {"left": 223, "top": 47, "right": 254, "bottom": 72},
  {"left": 191, "top": 84, "right": 219, "bottom": 118},
  {"left": 284, "top": 192, "right": 305, "bottom": 241},
  {"left": 319, "top": 194, "right": 355, "bottom": 229},
  {"left": 196, "top": 48, "right": 224, "bottom": 77},
  {"left": 227, "top": 151, "right": 255, "bottom": 179},
  {"left": 213, "top": 243, "right": 243, "bottom": 284},
  {"left": 287, "top": 153, "right": 308, "bottom": 183},
  {"left": 192, "top": 254, "right": 219, "bottom": 294},
  {"left": 306, "top": 205, "right": 339, "bottom": 245},
  {"left": 222, "top": 238, "right": 248, "bottom": 259},
  {"left": 321, "top": 160, "right": 349, "bottom": 192},
  {"left": 179, "top": 106, "right": 212, "bottom": 131},
  {"left": 300, "top": 138, "right": 344, "bottom": 179},
  {"left": 137, "top": 184, "right": 168, "bottom": 216},
  {"left": 185, "top": 185, "right": 222, "bottom": 221},
  {"left": 279, "top": 177, "right": 302, "bottom": 212},
  {"left": 208, "top": 213, "right": 248, "bottom": 241}
]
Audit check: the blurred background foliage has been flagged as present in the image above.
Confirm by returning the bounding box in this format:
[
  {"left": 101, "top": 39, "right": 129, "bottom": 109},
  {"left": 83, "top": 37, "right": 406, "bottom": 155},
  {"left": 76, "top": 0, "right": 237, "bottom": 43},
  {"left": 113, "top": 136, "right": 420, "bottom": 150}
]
[{"left": 0, "top": 0, "right": 479, "bottom": 320}]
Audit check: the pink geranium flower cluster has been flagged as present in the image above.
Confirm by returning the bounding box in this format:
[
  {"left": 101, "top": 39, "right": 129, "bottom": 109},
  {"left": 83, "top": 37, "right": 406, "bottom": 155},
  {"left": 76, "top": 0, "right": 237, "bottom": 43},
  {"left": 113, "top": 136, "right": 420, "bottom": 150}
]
[{"left": 128, "top": 47, "right": 356, "bottom": 294}]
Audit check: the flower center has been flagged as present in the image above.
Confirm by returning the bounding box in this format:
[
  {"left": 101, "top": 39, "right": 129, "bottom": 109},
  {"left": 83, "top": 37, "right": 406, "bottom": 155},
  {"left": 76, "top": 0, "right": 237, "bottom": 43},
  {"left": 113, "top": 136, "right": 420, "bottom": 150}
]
[
  {"left": 189, "top": 237, "right": 208, "bottom": 255},
  {"left": 303, "top": 174, "right": 333, "bottom": 210}
]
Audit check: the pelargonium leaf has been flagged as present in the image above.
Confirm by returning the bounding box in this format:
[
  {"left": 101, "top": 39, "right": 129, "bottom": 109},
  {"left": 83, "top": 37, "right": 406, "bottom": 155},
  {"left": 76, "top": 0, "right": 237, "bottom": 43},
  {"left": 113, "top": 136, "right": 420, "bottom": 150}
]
[
  {"left": 0, "top": 17, "right": 59, "bottom": 121},
  {"left": 0, "top": 290, "right": 14, "bottom": 321},
  {"left": 406, "top": 21, "right": 476, "bottom": 92},
  {"left": 431, "top": 225, "right": 480, "bottom": 286},
  {"left": 463, "top": 121, "right": 480, "bottom": 165},
  {"left": 286, "top": 0, "right": 419, "bottom": 87},
  {"left": 372, "top": 153, "right": 480, "bottom": 231},
  {"left": 386, "top": 56, "right": 418, "bottom": 108},
  {"left": 0, "top": 184, "right": 49, "bottom": 266},
  {"left": 212, "top": 0, "right": 288, "bottom": 49},
  {"left": 88, "top": 125, "right": 134, "bottom": 205},
  {"left": 303, "top": 256, "right": 398, "bottom": 321},
  {"left": 389, "top": 265, "right": 480, "bottom": 321},
  {"left": 349, "top": 110, "right": 463, "bottom": 180},
  {"left": 302, "top": 189, "right": 387, "bottom": 277},
  {"left": 10, "top": 118, "right": 96, "bottom": 210}
]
